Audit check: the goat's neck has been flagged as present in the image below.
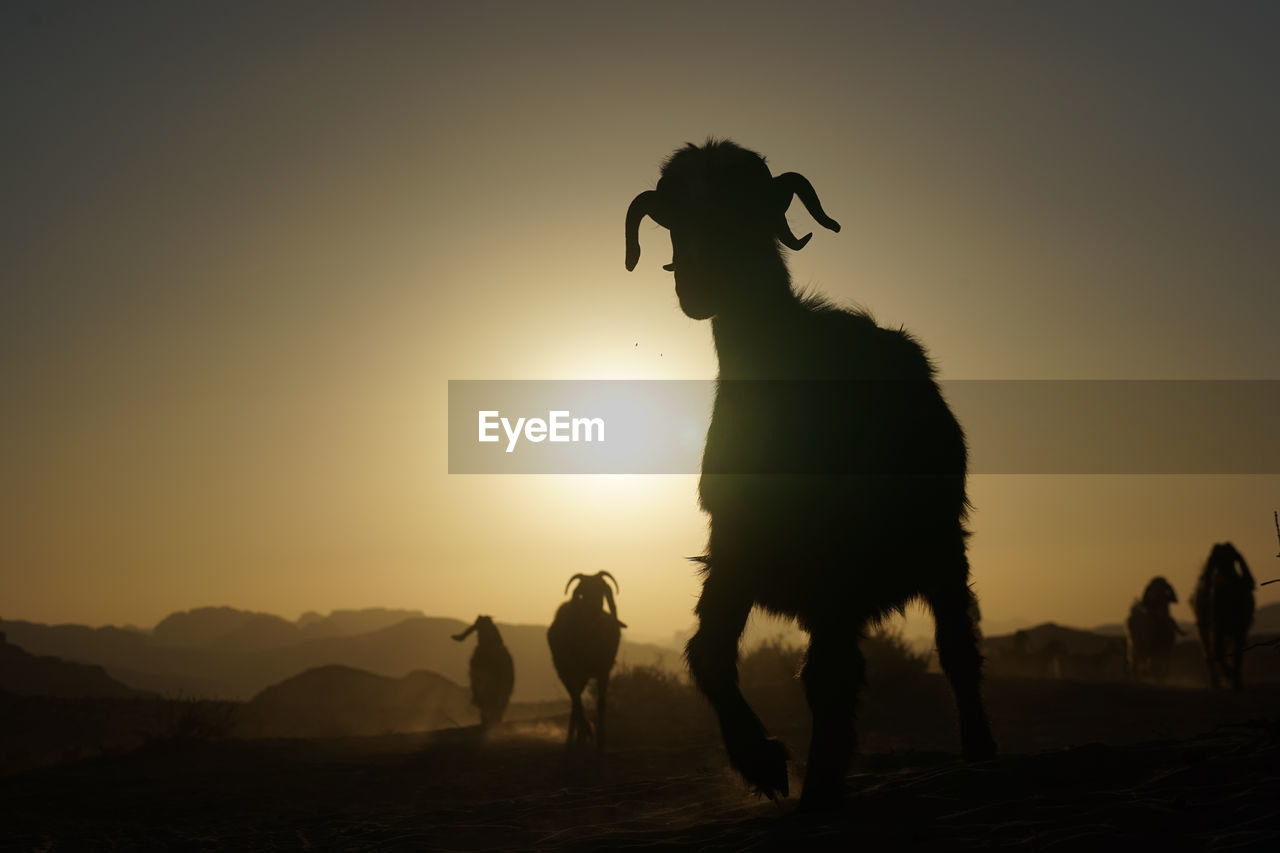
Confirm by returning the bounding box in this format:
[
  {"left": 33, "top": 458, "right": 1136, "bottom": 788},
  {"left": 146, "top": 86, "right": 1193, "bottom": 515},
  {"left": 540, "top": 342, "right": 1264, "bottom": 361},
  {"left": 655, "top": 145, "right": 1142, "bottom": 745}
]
[{"left": 710, "top": 267, "right": 803, "bottom": 380}]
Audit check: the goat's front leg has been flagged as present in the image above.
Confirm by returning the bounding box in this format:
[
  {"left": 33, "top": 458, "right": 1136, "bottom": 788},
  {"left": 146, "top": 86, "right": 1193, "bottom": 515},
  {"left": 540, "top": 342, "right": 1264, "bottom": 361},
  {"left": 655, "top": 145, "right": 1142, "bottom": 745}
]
[
  {"left": 686, "top": 569, "right": 789, "bottom": 798},
  {"left": 799, "top": 626, "right": 864, "bottom": 810}
]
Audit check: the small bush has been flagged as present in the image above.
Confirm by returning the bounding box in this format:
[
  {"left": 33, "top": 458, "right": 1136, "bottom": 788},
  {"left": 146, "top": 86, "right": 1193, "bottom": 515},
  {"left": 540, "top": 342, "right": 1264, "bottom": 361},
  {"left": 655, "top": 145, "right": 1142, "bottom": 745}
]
[
  {"left": 147, "top": 695, "right": 238, "bottom": 747},
  {"left": 740, "top": 636, "right": 804, "bottom": 689},
  {"left": 607, "top": 664, "right": 715, "bottom": 747},
  {"left": 863, "top": 626, "right": 931, "bottom": 686}
]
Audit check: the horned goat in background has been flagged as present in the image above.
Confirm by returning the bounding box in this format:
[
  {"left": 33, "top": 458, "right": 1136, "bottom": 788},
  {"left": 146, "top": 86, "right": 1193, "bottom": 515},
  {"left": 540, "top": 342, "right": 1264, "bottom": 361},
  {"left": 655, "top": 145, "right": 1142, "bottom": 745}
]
[
  {"left": 547, "top": 571, "right": 626, "bottom": 749},
  {"left": 625, "top": 139, "right": 995, "bottom": 809},
  {"left": 452, "top": 615, "right": 515, "bottom": 728},
  {"left": 1190, "top": 542, "right": 1255, "bottom": 690},
  {"left": 1124, "top": 576, "right": 1183, "bottom": 681}
]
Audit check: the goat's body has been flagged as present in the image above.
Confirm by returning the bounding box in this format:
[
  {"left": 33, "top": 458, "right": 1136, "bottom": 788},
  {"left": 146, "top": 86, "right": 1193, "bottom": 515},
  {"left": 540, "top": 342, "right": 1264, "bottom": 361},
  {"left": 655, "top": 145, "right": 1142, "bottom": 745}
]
[
  {"left": 700, "top": 301, "right": 970, "bottom": 621},
  {"left": 1190, "top": 544, "right": 1255, "bottom": 690},
  {"left": 469, "top": 643, "right": 515, "bottom": 727}
]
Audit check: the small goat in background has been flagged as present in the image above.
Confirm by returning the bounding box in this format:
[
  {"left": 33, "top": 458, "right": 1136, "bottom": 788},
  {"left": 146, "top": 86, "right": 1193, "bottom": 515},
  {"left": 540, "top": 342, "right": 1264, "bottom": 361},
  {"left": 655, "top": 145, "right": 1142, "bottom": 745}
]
[
  {"left": 1124, "top": 576, "right": 1183, "bottom": 681},
  {"left": 1191, "top": 542, "right": 1255, "bottom": 690},
  {"left": 452, "top": 615, "right": 515, "bottom": 728},
  {"left": 547, "top": 572, "right": 626, "bottom": 750}
]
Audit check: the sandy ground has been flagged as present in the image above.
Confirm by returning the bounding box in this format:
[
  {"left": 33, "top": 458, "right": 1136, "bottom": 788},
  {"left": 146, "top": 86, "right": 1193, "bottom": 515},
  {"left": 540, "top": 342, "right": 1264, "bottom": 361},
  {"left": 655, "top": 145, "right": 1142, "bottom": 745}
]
[{"left": 3, "top": 677, "right": 1280, "bottom": 851}]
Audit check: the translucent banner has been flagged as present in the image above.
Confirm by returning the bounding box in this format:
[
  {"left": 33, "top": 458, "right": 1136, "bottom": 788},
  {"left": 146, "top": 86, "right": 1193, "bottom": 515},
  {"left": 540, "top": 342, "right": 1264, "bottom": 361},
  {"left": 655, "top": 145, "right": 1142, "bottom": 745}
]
[{"left": 448, "top": 380, "right": 1280, "bottom": 474}]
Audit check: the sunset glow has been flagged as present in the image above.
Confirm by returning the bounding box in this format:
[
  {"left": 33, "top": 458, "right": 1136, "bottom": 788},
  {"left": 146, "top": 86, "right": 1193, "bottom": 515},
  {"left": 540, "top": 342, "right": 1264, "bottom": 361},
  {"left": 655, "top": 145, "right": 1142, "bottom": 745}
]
[{"left": 2, "top": 1, "right": 1277, "bottom": 646}]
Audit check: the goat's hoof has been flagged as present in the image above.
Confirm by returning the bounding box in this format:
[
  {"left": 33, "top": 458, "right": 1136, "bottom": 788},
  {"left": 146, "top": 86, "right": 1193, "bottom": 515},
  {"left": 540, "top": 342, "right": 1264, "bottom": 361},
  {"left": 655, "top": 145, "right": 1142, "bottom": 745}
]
[
  {"left": 962, "top": 733, "right": 997, "bottom": 762},
  {"left": 797, "top": 783, "right": 847, "bottom": 814},
  {"left": 732, "top": 737, "right": 790, "bottom": 800}
]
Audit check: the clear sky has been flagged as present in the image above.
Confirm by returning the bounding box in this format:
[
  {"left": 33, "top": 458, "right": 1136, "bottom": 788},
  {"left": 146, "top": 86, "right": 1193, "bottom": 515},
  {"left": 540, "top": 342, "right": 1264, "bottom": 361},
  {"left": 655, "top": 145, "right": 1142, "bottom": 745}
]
[{"left": 2, "top": 1, "right": 1278, "bottom": 643}]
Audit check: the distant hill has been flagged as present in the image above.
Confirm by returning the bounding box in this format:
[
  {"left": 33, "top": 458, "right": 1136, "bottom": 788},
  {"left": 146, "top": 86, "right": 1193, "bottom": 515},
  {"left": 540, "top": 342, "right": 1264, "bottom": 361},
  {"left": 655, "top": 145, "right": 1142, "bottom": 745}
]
[
  {"left": 296, "top": 608, "right": 427, "bottom": 639},
  {"left": 1091, "top": 620, "right": 1196, "bottom": 637},
  {"left": 0, "top": 608, "right": 681, "bottom": 702},
  {"left": 1093, "top": 602, "right": 1280, "bottom": 637},
  {"left": 983, "top": 620, "right": 1280, "bottom": 685},
  {"left": 237, "top": 665, "right": 473, "bottom": 738},
  {"left": 0, "top": 631, "right": 148, "bottom": 699},
  {"left": 1255, "top": 602, "right": 1280, "bottom": 634},
  {"left": 153, "top": 607, "right": 302, "bottom": 651}
]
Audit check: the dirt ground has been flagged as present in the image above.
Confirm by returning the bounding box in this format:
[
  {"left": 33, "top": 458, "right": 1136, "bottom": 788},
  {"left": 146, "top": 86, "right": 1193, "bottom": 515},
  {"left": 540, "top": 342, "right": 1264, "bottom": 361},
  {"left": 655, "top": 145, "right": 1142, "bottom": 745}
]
[{"left": 3, "top": 677, "right": 1280, "bottom": 851}]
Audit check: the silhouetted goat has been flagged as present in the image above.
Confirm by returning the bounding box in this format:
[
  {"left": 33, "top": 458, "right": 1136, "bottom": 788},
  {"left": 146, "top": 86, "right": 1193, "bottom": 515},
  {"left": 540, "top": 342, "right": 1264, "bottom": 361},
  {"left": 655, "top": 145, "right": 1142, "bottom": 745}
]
[
  {"left": 625, "top": 139, "right": 995, "bottom": 808},
  {"left": 1190, "top": 542, "right": 1255, "bottom": 690},
  {"left": 546, "top": 572, "right": 626, "bottom": 749},
  {"left": 452, "top": 615, "right": 515, "bottom": 727},
  {"left": 1124, "top": 576, "right": 1183, "bottom": 681}
]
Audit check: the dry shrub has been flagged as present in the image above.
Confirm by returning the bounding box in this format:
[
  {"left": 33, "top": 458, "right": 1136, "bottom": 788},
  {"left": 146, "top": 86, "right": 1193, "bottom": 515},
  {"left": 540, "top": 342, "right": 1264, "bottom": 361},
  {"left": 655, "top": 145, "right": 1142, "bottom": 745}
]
[
  {"left": 606, "top": 664, "right": 715, "bottom": 747},
  {"left": 605, "top": 627, "right": 931, "bottom": 751},
  {"left": 146, "top": 694, "right": 238, "bottom": 748}
]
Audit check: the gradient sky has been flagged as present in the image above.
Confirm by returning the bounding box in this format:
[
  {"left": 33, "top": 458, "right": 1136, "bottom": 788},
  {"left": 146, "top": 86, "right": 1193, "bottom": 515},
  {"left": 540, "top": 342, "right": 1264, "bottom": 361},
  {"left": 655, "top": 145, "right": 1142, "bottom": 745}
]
[{"left": 3, "top": 1, "right": 1278, "bottom": 644}]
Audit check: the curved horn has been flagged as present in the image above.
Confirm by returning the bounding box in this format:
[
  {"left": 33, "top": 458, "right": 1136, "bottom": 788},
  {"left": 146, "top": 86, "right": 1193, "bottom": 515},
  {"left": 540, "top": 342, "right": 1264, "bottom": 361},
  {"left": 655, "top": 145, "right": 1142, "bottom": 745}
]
[
  {"left": 602, "top": 584, "right": 627, "bottom": 628},
  {"left": 774, "top": 215, "right": 813, "bottom": 251},
  {"left": 564, "top": 573, "right": 589, "bottom": 595},
  {"left": 625, "top": 190, "right": 662, "bottom": 272},
  {"left": 773, "top": 171, "right": 840, "bottom": 250},
  {"left": 452, "top": 621, "right": 476, "bottom": 642},
  {"left": 1236, "top": 550, "right": 1256, "bottom": 589},
  {"left": 597, "top": 571, "right": 620, "bottom": 594}
]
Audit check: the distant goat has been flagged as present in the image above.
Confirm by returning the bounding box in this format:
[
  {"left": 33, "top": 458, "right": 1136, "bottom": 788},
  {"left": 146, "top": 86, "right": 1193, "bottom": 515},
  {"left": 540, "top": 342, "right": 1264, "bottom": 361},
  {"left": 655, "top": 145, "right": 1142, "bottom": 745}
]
[
  {"left": 1190, "top": 543, "right": 1255, "bottom": 690},
  {"left": 1124, "top": 576, "right": 1183, "bottom": 681},
  {"left": 452, "top": 615, "right": 515, "bottom": 727},
  {"left": 546, "top": 572, "right": 626, "bottom": 749},
  {"left": 625, "top": 139, "right": 995, "bottom": 808}
]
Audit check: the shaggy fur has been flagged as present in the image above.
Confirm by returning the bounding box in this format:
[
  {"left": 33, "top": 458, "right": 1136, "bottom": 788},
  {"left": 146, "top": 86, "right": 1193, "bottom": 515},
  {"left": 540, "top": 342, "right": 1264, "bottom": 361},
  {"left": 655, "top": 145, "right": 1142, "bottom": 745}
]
[
  {"left": 546, "top": 572, "right": 626, "bottom": 749},
  {"left": 1190, "top": 542, "right": 1255, "bottom": 690},
  {"left": 625, "top": 139, "right": 995, "bottom": 808}
]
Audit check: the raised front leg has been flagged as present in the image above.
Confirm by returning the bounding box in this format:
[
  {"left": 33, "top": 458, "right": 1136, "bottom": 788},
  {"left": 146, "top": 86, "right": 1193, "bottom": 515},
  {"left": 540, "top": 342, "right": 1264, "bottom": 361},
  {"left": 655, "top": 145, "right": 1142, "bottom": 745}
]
[{"left": 685, "top": 570, "right": 789, "bottom": 798}]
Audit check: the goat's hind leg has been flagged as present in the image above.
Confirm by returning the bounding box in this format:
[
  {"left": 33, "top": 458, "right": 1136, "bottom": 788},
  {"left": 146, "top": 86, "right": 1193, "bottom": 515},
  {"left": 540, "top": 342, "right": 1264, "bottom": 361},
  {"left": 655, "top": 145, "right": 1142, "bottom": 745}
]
[
  {"left": 686, "top": 570, "right": 789, "bottom": 798},
  {"left": 596, "top": 673, "right": 609, "bottom": 751},
  {"left": 565, "top": 682, "right": 591, "bottom": 747},
  {"left": 926, "top": 571, "right": 996, "bottom": 762},
  {"left": 1227, "top": 633, "right": 1245, "bottom": 692}
]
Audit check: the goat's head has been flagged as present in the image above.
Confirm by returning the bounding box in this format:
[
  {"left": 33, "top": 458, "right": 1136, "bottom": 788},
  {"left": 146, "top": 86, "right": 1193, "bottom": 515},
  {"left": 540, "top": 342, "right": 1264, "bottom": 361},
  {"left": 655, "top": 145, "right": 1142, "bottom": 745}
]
[
  {"left": 564, "top": 571, "right": 626, "bottom": 627},
  {"left": 1141, "top": 576, "right": 1178, "bottom": 608},
  {"left": 452, "top": 614, "right": 500, "bottom": 644},
  {"left": 625, "top": 139, "right": 840, "bottom": 319},
  {"left": 1203, "top": 542, "right": 1253, "bottom": 589}
]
